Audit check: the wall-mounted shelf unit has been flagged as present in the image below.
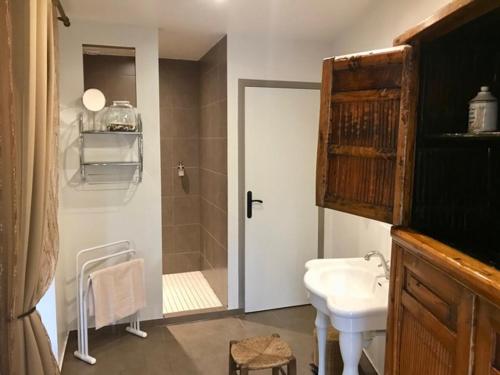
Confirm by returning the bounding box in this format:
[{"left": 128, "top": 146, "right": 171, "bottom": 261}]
[{"left": 79, "top": 113, "right": 144, "bottom": 183}]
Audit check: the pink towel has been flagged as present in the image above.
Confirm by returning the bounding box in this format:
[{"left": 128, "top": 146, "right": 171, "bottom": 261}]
[{"left": 88, "top": 258, "right": 146, "bottom": 329}]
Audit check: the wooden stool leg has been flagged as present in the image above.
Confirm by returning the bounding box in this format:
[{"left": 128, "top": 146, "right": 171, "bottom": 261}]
[
  {"left": 287, "top": 356, "right": 297, "bottom": 375},
  {"left": 229, "top": 341, "right": 238, "bottom": 375},
  {"left": 272, "top": 366, "right": 281, "bottom": 375},
  {"left": 240, "top": 365, "right": 249, "bottom": 375}
]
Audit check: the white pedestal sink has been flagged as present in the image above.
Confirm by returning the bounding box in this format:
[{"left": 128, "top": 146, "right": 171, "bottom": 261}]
[{"left": 304, "top": 258, "right": 389, "bottom": 375}]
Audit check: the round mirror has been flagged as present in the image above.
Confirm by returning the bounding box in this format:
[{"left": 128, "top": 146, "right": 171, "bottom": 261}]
[{"left": 82, "top": 88, "right": 106, "bottom": 112}]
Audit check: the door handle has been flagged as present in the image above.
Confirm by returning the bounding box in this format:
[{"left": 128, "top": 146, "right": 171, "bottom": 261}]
[{"left": 247, "top": 191, "right": 263, "bottom": 219}]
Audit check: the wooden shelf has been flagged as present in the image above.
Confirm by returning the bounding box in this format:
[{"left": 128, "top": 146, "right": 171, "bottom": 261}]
[{"left": 426, "top": 132, "right": 500, "bottom": 141}]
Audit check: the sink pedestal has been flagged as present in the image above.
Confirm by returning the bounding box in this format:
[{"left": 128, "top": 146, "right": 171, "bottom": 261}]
[
  {"left": 315, "top": 311, "right": 329, "bottom": 375},
  {"left": 316, "top": 310, "right": 364, "bottom": 375},
  {"left": 315, "top": 313, "right": 367, "bottom": 375},
  {"left": 339, "top": 332, "right": 363, "bottom": 375}
]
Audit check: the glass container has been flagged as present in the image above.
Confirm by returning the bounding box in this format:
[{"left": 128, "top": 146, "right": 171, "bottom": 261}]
[{"left": 103, "top": 101, "right": 138, "bottom": 132}]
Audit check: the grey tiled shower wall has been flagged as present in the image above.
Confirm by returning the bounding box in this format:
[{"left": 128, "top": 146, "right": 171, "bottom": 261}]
[
  {"left": 159, "top": 36, "right": 227, "bottom": 306},
  {"left": 159, "top": 59, "right": 201, "bottom": 275},
  {"left": 199, "top": 37, "right": 228, "bottom": 306}
]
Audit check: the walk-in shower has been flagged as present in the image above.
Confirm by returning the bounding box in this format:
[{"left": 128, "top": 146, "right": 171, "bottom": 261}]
[{"left": 159, "top": 37, "right": 227, "bottom": 316}]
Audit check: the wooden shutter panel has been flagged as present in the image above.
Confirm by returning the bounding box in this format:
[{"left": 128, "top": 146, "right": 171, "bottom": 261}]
[{"left": 316, "top": 46, "right": 417, "bottom": 224}]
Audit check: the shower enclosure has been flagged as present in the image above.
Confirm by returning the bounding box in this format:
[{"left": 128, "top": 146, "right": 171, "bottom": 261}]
[{"left": 159, "top": 37, "right": 227, "bottom": 316}]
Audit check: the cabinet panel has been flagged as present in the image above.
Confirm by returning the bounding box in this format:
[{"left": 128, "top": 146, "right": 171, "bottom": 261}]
[
  {"left": 475, "top": 299, "right": 500, "bottom": 375},
  {"left": 316, "top": 46, "right": 417, "bottom": 224},
  {"left": 399, "top": 310, "right": 454, "bottom": 375},
  {"left": 402, "top": 250, "right": 464, "bottom": 331},
  {"left": 386, "top": 242, "right": 474, "bottom": 375}
]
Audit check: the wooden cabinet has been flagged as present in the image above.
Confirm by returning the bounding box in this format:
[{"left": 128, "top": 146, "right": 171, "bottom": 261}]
[
  {"left": 387, "top": 228, "right": 500, "bottom": 375},
  {"left": 315, "top": 3, "right": 500, "bottom": 374},
  {"left": 475, "top": 299, "right": 500, "bottom": 375},
  {"left": 387, "top": 240, "right": 474, "bottom": 374},
  {"left": 316, "top": 46, "right": 417, "bottom": 225}
]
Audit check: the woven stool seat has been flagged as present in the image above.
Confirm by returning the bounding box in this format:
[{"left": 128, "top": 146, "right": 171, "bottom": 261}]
[{"left": 230, "top": 335, "right": 293, "bottom": 370}]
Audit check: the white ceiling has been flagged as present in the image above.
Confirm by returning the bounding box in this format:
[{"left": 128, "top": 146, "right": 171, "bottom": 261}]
[{"left": 63, "top": 0, "right": 374, "bottom": 60}]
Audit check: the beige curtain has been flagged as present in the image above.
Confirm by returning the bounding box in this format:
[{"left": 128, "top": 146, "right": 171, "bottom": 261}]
[{"left": 1, "top": 0, "right": 60, "bottom": 374}]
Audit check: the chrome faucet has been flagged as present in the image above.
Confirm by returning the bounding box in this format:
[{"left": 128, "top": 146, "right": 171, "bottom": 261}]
[{"left": 364, "top": 251, "right": 390, "bottom": 280}]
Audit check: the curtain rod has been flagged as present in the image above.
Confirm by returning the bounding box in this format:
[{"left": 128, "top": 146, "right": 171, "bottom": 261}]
[{"left": 53, "top": 0, "right": 70, "bottom": 27}]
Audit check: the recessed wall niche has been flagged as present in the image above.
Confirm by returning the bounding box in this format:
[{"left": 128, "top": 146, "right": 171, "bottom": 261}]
[
  {"left": 80, "top": 45, "right": 141, "bottom": 184},
  {"left": 82, "top": 45, "right": 137, "bottom": 106}
]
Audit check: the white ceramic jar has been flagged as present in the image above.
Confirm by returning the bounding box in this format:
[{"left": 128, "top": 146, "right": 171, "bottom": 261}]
[{"left": 468, "top": 86, "right": 498, "bottom": 133}]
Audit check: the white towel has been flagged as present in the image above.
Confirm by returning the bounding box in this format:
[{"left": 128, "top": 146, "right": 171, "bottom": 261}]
[{"left": 88, "top": 258, "right": 146, "bottom": 330}]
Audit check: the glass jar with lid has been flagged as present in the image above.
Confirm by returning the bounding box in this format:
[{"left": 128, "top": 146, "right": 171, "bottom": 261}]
[{"left": 103, "top": 100, "right": 138, "bottom": 132}]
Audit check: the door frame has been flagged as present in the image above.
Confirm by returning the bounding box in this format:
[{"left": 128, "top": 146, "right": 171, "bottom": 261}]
[{"left": 238, "top": 79, "right": 324, "bottom": 310}]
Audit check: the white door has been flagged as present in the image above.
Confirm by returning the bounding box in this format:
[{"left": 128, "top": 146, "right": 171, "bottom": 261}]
[{"left": 245, "top": 86, "right": 320, "bottom": 312}]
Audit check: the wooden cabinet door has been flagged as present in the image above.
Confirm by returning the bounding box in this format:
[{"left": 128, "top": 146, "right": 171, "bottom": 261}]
[
  {"left": 386, "top": 243, "right": 475, "bottom": 375},
  {"left": 316, "top": 46, "right": 417, "bottom": 224},
  {"left": 475, "top": 299, "right": 500, "bottom": 375}
]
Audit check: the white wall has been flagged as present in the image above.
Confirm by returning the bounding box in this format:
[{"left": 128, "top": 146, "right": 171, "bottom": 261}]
[
  {"left": 329, "top": 0, "right": 450, "bottom": 55},
  {"left": 37, "top": 281, "right": 58, "bottom": 359},
  {"left": 324, "top": 210, "right": 392, "bottom": 259},
  {"left": 56, "top": 20, "right": 162, "bottom": 363}
]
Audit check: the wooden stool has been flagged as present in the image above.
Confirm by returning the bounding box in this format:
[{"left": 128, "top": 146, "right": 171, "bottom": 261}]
[{"left": 229, "top": 333, "right": 296, "bottom": 375}]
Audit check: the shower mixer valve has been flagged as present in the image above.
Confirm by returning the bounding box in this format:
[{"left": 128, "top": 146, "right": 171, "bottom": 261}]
[{"left": 177, "top": 162, "right": 185, "bottom": 177}]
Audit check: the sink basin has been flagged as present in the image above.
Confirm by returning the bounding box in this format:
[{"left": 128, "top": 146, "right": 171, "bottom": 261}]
[
  {"left": 304, "top": 257, "right": 389, "bottom": 375},
  {"left": 305, "top": 257, "right": 389, "bottom": 332}
]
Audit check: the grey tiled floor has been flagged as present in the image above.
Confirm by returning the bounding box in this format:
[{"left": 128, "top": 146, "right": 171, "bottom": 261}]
[{"left": 61, "top": 306, "right": 317, "bottom": 374}]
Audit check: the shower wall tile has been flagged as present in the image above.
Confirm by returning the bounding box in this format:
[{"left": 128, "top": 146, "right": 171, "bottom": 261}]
[
  {"left": 201, "top": 264, "right": 228, "bottom": 307},
  {"left": 169, "top": 108, "right": 200, "bottom": 138},
  {"left": 173, "top": 167, "right": 200, "bottom": 196},
  {"left": 200, "top": 68, "right": 218, "bottom": 106},
  {"left": 163, "top": 252, "right": 201, "bottom": 274},
  {"left": 160, "top": 60, "right": 199, "bottom": 109},
  {"left": 162, "top": 197, "right": 174, "bottom": 226},
  {"left": 161, "top": 106, "right": 200, "bottom": 139},
  {"left": 173, "top": 196, "right": 200, "bottom": 226},
  {"left": 200, "top": 228, "right": 228, "bottom": 306},
  {"left": 159, "top": 58, "right": 201, "bottom": 274},
  {"left": 201, "top": 228, "right": 227, "bottom": 269},
  {"left": 200, "top": 100, "right": 227, "bottom": 138},
  {"left": 162, "top": 225, "right": 174, "bottom": 253},
  {"left": 199, "top": 36, "right": 228, "bottom": 305},
  {"left": 174, "top": 225, "right": 201, "bottom": 253},
  {"left": 161, "top": 168, "right": 174, "bottom": 197},
  {"left": 199, "top": 138, "right": 227, "bottom": 174},
  {"left": 173, "top": 139, "right": 200, "bottom": 168},
  {"left": 200, "top": 169, "right": 227, "bottom": 211},
  {"left": 160, "top": 138, "right": 173, "bottom": 167},
  {"left": 200, "top": 199, "right": 227, "bottom": 248}
]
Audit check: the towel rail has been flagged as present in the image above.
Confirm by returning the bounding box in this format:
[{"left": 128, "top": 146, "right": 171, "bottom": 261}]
[{"left": 74, "top": 240, "right": 147, "bottom": 365}]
